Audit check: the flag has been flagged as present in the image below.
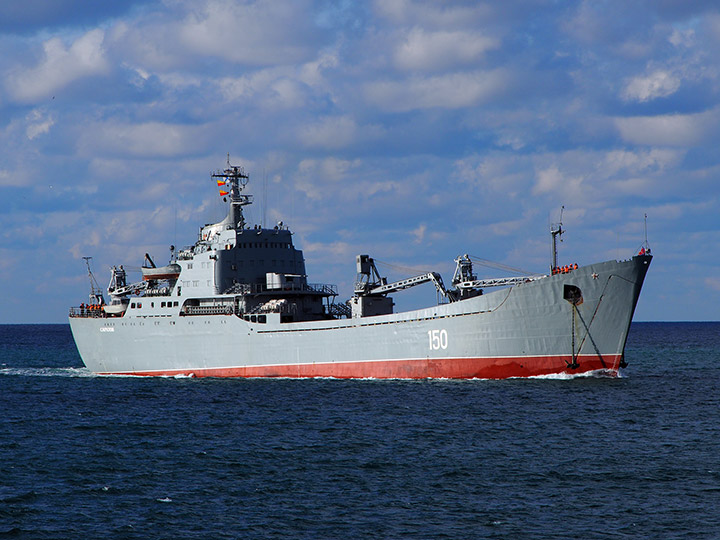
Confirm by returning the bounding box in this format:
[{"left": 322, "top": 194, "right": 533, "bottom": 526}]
[
  {"left": 219, "top": 190, "right": 229, "bottom": 196},
  {"left": 217, "top": 178, "right": 229, "bottom": 187}
]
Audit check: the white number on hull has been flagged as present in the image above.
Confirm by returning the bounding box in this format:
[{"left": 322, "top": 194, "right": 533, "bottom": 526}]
[{"left": 428, "top": 329, "right": 448, "bottom": 350}]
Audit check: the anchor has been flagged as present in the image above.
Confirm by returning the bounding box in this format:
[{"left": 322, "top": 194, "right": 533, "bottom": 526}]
[
  {"left": 619, "top": 355, "right": 628, "bottom": 369},
  {"left": 564, "top": 284, "right": 583, "bottom": 370}
]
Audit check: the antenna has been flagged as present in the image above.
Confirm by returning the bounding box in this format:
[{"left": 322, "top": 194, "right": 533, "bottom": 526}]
[{"left": 263, "top": 167, "right": 267, "bottom": 229}]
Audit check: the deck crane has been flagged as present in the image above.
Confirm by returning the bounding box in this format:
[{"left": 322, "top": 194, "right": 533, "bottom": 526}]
[{"left": 350, "top": 254, "right": 546, "bottom": 318}]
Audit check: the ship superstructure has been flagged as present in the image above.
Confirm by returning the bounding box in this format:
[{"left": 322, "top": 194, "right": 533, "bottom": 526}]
[{"left": 69, "top": 160, "right": 652, "bottom": 379}]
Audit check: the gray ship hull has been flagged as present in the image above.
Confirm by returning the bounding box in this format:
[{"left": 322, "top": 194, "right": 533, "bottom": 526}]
[{"left": 69, "top": 255, "right": 651, "bottom": 379}]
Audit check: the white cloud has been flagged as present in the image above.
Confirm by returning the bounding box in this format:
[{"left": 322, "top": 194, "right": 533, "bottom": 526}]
[
  {"left": 5, "top": 29, "right": 108, "bottom": 102},
  {"left": 622, "top": 70, "right": 681, "bottom": 102},
  {"left": 706, "top": 277, "right": 720, "bottom": 292},
  {"left": 77, "top": 121, "right": 210, "bottom": 158},
  {"left": 615, "top": 109, "right": 720, "bottom": 147},
  {"left": 669, "top": 28, "right": 695, "bottom": 48},
  {"left": 412, "top": 223, "right": 426, "bottom": 243},
  {"left": 177, "top": 0, "right": 315, "bottom": 65},
  {"left": 394, "top": 28, "right": 498, "bottom": 72},
  {"left": 220, "top": 70, "right": 309, "bottom": 109},
  {"left": 294, "top": 157, "right": 362, "bottom": 199},
  {"left": 364, "top": 69, "right": 508, "bottom": 112},
  {"left": 602, "top": 149, "right": 684, "bottom": 176},
  {"left": 25, "top": 109, "right": 55, "bottom": 139},
  {"left": 374, "top": 0, "right": 491, "bottom": 27},
  {"left": 298, "top": 116, "right": 360, "bottom": 149},
  {"left": 532, "top": 165, "right": 584, "bottom": 197},
  {"left": 298, "top": 157, "right": 362, "bottom": 181}
]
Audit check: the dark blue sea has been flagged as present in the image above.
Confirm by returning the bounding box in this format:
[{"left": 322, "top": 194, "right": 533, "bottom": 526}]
[{"left": 1, "top": 323, "right": 719, "bottom": 539}]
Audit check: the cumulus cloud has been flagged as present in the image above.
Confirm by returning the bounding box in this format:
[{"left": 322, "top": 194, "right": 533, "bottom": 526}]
[
  {"left": 364, "top": 69, "right": 508, "bottom": 112},
  {"left": 2, "top": 0, "right": 720, "bottom": 322},
  {"left": 615, "top": 109, "right": 720, "bottom": 147},
  {"left": 77, "top": 121, "right": 210, "bottom": 159},
  {"left": 298, "top": 116, "right": 361, "bottom": 149},
  {"left": 706, "top": 277, "right": 720, "bottom": 292},
  {"left": 5, "top": 29, "right": 108, "bottom": 102},
  {"left": 532, "top": 165, "right": 584, "bottom": 197},
  {"left": 25, "top": 109, "right": 55, "bottom": 139},
  {"left": 374, "top": 0, "right": 491, "bottom": 28},
  {"left": 298, "top": 157, "right": 362, "bottom": 181},
  {"left": 177, "top": 0, "right": 318, "bottom": 65},
  {"left": 622, "top": 70, "right": 682, "bottom": 102},
  {"left": 394, "top": 28, "right": 499, "bottom": 72},
  {"left": 220, "top": 70, "right": 309, "bottom": 109},
  {"left": 412, "top": 223, "right": 427, "bottom": 243},
  {"left": 602, "top": 149, "right": 684, "bottom": 176}
]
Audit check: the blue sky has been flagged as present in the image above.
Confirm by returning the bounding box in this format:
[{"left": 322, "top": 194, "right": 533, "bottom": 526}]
[{"left": 1, "top": 0, "right": 719, "bottom": 323}]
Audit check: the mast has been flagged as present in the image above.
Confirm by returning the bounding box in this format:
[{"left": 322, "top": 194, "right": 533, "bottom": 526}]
[
  {"left": 550, "top": 205, "right": 564, "bottom": 272},
  {"left": 212, "top": 155, "right": 253, "bottom": 229},
  {"left": 82, "top": 256, "right": 104, "bottom": 305}
]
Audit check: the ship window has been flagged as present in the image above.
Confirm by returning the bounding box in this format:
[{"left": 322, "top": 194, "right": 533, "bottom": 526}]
[
  {"left": 174, "top": 302, "right": 179, "bottom": 307},
  {"left": 193, "top": 280, "right": 199, "bottom": 287},
  {"left": 131, "top": 303, "right": 136, "bottom": 308},
  {"left": 161, "top": 302, "right": 166, "bottom": 307},
  {"left": 151, "top": 302, "right": 154, "bottom": 308},
  {"left": 258, "top": 315, "right": 266, "bottom": 324},
  {"left": 188, "top": 263, "right": 193, "bottom": 269},
  {"left": 251, "top": 315, "right": 257, "bottom": 322},
  {"left": 138, "top": 302, "right": 142, "bottom": 308}
]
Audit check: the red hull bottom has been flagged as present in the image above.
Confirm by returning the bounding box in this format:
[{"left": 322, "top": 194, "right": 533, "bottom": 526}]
[{"left": 105, "top": 354, "right": 623, "bottom": 379}]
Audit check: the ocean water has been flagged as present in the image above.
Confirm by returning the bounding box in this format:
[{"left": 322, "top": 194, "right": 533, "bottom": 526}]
[{"left": 1, "top": 323, "right": 719, "bottom": 539}]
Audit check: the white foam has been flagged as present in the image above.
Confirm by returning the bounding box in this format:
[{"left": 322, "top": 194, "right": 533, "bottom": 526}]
[
  {"left": 0, "top": 367, "right": 94, "bottom": 378},
  {"left": 0, "top": 367, "right": 141, "bottom": 378},
  {"left": 524, "top": 369, "right": 619, "bottom": 380}
]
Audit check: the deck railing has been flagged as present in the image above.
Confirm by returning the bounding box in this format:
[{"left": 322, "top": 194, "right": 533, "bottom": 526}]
[{"left": 68, "top": 307, "right": 107, "bottom": 318}]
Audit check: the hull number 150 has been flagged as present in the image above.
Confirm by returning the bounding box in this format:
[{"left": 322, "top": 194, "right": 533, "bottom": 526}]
[{"left": 428, "top": 329, "right": 448, "bottom": 350}]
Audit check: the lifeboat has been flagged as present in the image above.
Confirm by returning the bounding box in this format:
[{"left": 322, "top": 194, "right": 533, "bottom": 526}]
[
  {"left": 141, "top": 263, "right": 181, "bottom": 281},
  {"left": 104, "top": 297, "right": 129, "bottom": 315}
]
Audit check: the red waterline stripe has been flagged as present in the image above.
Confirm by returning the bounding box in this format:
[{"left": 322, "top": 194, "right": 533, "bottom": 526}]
[{"left": 103, "top": 354, "right": 622, "bottom": 379}]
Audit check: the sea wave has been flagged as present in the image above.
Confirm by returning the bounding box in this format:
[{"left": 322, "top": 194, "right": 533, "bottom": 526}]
[
  {"left": 0, "top": 366, "right": 136, "bottom": 378},
  {"left": 524, "top": 368, "right": 622, "bottom": 380}
]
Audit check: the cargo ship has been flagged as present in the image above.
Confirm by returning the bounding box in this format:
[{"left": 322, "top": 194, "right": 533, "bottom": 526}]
[{"left": 69, "top": 159, "right": 651, "bottom": 379}]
